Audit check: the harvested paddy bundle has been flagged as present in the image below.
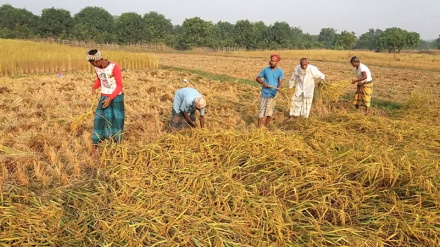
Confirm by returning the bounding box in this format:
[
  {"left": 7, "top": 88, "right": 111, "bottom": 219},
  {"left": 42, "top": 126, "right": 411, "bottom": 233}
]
[
  {"left": 267, "top": 85, "right": 294, "bottom": 114},
  {"left": 69, "top": 94, "right": 100, "bottom": 132},
  {"left": 404, "top": 88, "right": 437, "bottom": 110},
  {"left": 2, "top": 127, "right": 440, "bottom": 246},
  {"left": 2, "top": 65, "right": 440, "bottom": 246},
  {"left": 0, "top": 144, "right": 34, "bottom": 157},
  {"left": 315, "top": 80, "right": 351, "bottom": 104}
]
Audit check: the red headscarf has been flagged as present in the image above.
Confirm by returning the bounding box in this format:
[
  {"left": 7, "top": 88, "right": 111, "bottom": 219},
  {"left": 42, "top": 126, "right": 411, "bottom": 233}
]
[{"left": 270, "top": 53, "right": 281, "bottom": 61}]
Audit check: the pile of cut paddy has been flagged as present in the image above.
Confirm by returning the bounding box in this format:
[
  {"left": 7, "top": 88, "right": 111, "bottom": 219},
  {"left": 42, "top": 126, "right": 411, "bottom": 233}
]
[
  {"left": 1, "top": 41, "right": 440, "bottom": 245},
  {"left": 1, "top": 97, "right": 439, "bottom": 245}
]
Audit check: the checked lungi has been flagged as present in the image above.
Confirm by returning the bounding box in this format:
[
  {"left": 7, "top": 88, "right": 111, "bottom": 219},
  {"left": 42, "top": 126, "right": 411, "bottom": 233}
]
[
  {"left": 92, "top": 94, "right": 125, "bottom": 144},
  {"left": 353, "top": 81, "right": 373, "bottom": 107},
  {"left": 170, "top": 109, "right": 196, "bottom": 132}
]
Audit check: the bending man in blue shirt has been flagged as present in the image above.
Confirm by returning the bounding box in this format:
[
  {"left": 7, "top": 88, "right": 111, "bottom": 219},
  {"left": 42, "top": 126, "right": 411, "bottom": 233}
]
[{"left": 170, "top": 87, "right": 206, "bottom": 132}]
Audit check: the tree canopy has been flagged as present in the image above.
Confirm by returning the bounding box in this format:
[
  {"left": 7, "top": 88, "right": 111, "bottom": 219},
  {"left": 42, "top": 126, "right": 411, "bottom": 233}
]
[
  {"left": 0, "top": 4, "right": 434, "bottom": 51},
  {"left": 38, "top": 7, "right": 73, "bottom": 38},
  {"left": 115, "top": 12, "right": 146, "bottom": 44},
  {"left": 72, "top": 6, "right": 115, "bottom": 43}
]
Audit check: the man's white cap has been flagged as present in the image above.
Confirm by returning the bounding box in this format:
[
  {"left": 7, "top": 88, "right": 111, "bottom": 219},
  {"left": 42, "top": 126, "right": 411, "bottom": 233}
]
[{"left": 194, "top": 97, "right": 206, "bottom": 109}]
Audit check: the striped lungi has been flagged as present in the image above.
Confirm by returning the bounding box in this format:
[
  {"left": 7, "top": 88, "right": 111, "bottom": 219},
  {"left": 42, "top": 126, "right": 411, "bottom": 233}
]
[
  {"left": 353, "top": 81, "right": 373, "bottom": 107},
  {"left": 170, "top": 109, "right": 196, "bottom": 132},
  {"left": 258, "top": 97, "right": 276, "bottom": 118},
  {"left": 92, "top": 94, "right": 125, "bottom": 144},
  {"left": 290, "top": 93, "right": 313, "bottom": 118}
]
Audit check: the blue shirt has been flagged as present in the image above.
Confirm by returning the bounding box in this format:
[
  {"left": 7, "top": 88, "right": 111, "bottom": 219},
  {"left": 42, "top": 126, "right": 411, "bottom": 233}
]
[
  {"left": 258, "top": 66, "right": 284, "bottom": 98},
  {"left": 172, "top": 87, "right": 205, "bottom": 115}
]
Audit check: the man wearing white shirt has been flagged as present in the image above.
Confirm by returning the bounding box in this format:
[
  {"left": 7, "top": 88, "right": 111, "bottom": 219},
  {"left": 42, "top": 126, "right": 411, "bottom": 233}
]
[
  {"left": 350, "top": 56, "right": 373, "bottom": 114},
  {"left": 288, "top": 58, "right": 325, "bottom": 119}
]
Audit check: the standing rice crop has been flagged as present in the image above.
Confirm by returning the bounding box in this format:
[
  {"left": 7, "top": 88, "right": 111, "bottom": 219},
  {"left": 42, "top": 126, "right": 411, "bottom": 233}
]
[{"left": 0, "top": 39, "right": 158, "bottom": 77}]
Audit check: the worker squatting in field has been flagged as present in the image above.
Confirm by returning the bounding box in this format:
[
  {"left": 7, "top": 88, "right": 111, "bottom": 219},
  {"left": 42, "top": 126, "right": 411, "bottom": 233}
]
[{"left": 170, "top": 87, "right": 206, "bottom": 132}]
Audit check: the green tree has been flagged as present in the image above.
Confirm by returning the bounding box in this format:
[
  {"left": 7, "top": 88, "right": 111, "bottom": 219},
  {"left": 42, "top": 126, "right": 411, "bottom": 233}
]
[
  {"left": 436, "top": 35, "right": 440, "bottom": 49},
  {"left": 405, "top": 31, "right": 420, "bottom": 50},
  {"left": 253, "top": 21, "right": 269, "bottom": 49},
  {"left": 269, "top": 21, "right": 292, "bottom": 49},
  {"left": 355, "top": 29, "right": 381, "bottom": 51},
  {"left": 417, "top": 39, "right": 435, "bottom": 50},
  {"left": 213, "top": 21, "right": 235, "bottom": 47},
  {"left": 233, "top": 20, "right": 256, "bottom": 50},
  {"left": 373, "top": 30, "right": 388, "bottom": 52},
  {"left": 143, "top": 11, "right": 174, "bottom": 44},
  {"left": 176, "top": 17, "right": 214, "bottom": 50},
  {"left": 38, "top": 7, "right": 73, "bottom": 39},
  {"left": 289, "top": 27, "right": 304, "bottom": 49},
  {"left": 318, "top": 28, "right": 337, "bottom": 49},
  {"left": 168, "top": 25, "right": 182, "bottom": 48},
  {"left": 0, "top": 4, "right": 38, "bottom": 38},
  {"left": 115, "top": 12, "right": 146, "bottom": 44},
  {"left": 383, "top": 27, "right": 407, "bottom": 54},
  {"left": 299, "top": 34, "right": 320, "bottom": 49},
  {"left": 72, "top": 6, "right": 115, "bottom": 43},
  {"left": 334, "top": 31, "right": 357, "bottom": 50}
]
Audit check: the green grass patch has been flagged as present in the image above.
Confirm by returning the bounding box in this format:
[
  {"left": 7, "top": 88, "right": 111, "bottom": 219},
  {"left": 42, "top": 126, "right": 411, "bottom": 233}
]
[
  {"left": 372, "top": 98, "right": 404, "bottom": 110},
  {"left": 341, "top": 93, "right": 404, "bottom": 111}
]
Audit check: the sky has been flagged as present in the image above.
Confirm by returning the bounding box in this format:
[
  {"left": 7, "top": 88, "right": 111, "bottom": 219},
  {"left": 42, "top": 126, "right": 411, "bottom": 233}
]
[{"left": 1, "top": 0, "right": 439, "bottom": 40}]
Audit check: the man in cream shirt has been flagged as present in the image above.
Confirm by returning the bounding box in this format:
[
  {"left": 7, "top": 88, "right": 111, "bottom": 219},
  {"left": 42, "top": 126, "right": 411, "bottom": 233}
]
[
  {"left": 350, "top": 56, "right": 373, "bottom": 114},
  {"left": 288, "top": 58, "right": 325, "bottom": 119}
]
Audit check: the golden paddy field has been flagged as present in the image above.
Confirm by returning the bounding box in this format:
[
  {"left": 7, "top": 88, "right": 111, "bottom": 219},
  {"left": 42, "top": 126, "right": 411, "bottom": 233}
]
[{"left": 0, "top": 39, "right": 440, "bottom": 246}]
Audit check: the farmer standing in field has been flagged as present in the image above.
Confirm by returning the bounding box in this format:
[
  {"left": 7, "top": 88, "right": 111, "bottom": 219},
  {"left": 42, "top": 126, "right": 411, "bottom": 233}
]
[
  {"left": 256, "top": 53, "right": 284, "bottom": 128},
  {"left": 87, "top": 49, "right": 125, "bottom": 150},
  {"left": 288, "top": 57, "right": 325, "bottom": 119},
  {"left": 350, "top": 56, "right": 373, "bottom": 114},
  {"left": 170, "top": 87, "right": 206, "bottom": 131}
]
